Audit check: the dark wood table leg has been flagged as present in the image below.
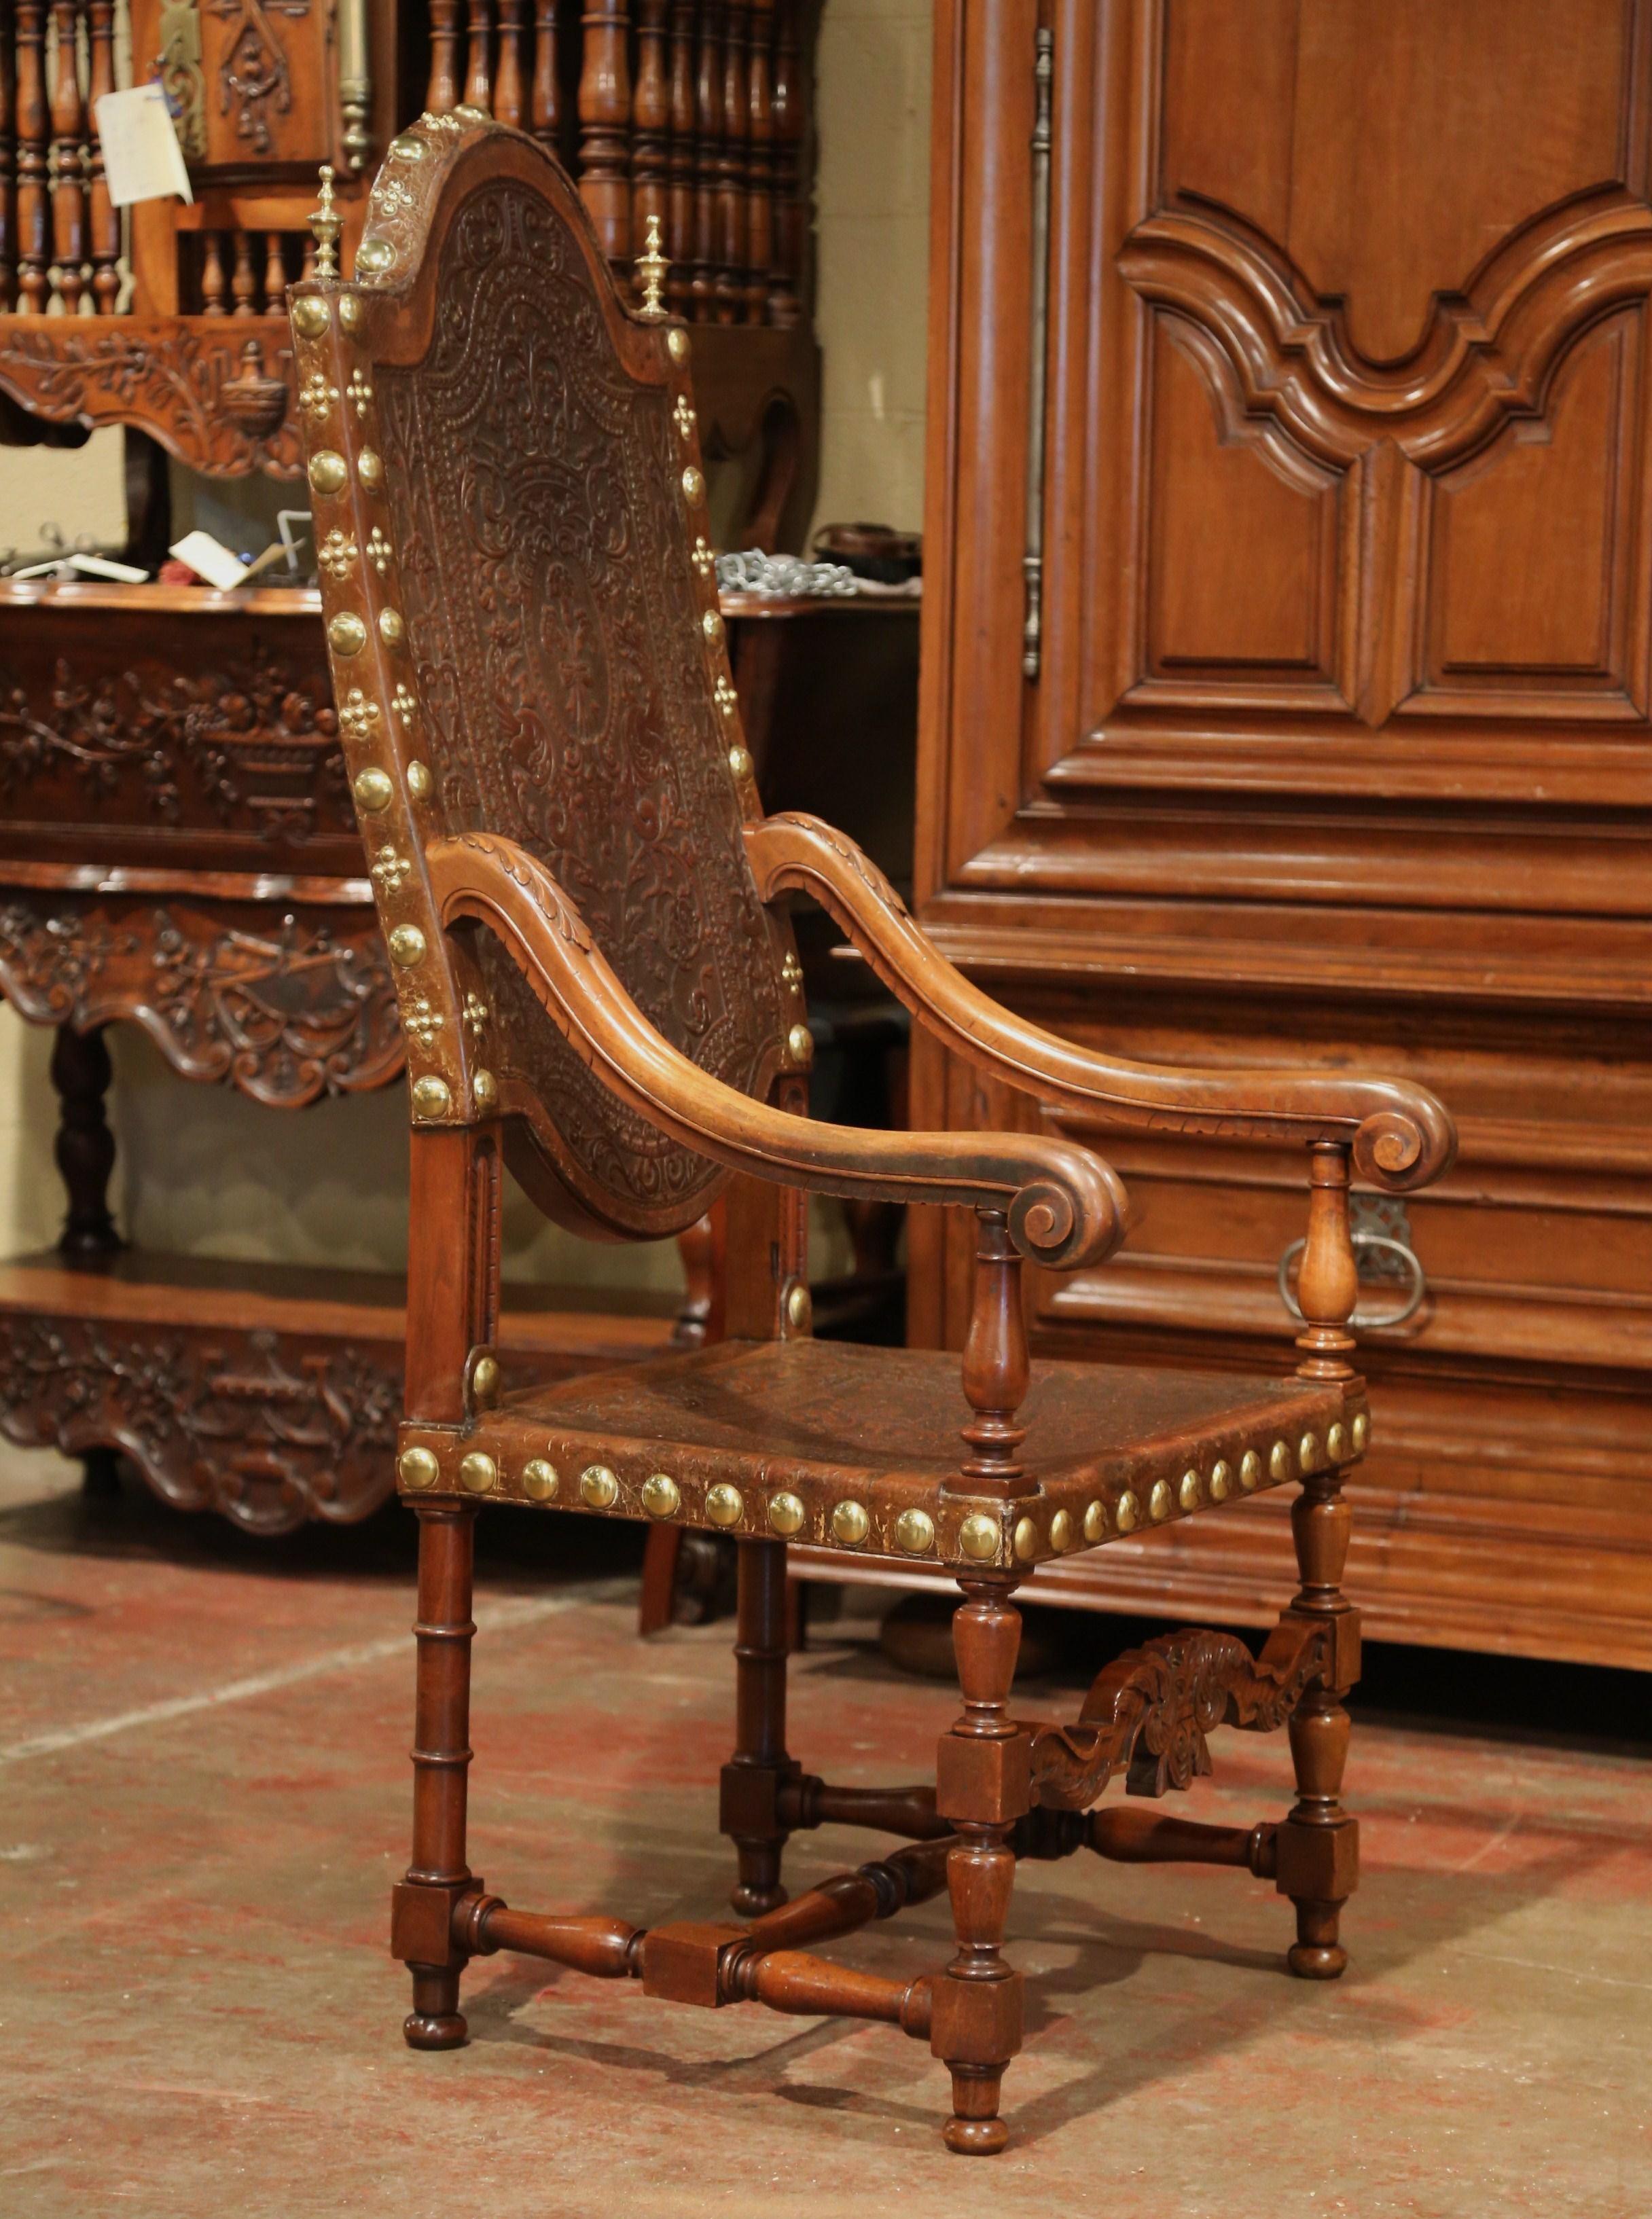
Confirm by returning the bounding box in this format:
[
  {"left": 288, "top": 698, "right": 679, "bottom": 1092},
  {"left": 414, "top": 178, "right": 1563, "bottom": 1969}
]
[{"left": 50, "top": 1022, "right": 122, "bottom": 1256}]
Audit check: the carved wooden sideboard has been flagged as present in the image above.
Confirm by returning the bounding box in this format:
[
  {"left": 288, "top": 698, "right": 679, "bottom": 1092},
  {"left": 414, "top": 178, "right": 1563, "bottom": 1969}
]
[
  {"left": 801, "top": 0, "right": 1652, "bottom": 1671},
  {"left": 0, "top": 1, "right": 823, "bottom": 546}
]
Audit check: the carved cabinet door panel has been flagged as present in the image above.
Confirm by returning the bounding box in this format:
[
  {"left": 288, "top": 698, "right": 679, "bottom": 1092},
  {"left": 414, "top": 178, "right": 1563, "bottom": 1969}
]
[{"left": 924, "top": 0, "right": 1652, "bottom": 913}]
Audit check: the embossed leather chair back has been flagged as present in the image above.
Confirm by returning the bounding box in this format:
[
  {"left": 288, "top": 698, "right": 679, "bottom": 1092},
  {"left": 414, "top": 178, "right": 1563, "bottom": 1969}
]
[{"left": 330, "top": 118, "right": 793, "bottom": 1238}]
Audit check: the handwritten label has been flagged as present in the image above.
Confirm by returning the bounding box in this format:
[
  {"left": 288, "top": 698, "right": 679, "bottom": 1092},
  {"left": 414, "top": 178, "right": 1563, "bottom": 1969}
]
[{"left": 94, "top": 85, "right": 193, "bottom": 209}]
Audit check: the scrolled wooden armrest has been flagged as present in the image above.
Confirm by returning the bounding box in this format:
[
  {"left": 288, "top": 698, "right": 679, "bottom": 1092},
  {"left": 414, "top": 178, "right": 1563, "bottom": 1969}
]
[
  {"left": 744, "top": 814, "right": 1456, "bottom": 1191},
  {"left": 422, "top": 834, "right": 1128, "bottom": 1270}
]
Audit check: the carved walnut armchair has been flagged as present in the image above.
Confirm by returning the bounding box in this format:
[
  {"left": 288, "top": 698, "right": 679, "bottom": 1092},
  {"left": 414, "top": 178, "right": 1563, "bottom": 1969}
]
[{"left": 290, "top": 118, "right": 1454, "bottom": 2158}]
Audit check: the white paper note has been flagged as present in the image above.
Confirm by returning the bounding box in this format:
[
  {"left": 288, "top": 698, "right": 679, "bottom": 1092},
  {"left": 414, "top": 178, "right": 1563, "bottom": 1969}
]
[
  {"left": 168, "top": 531, "right": 249, "bottom": 590},
  {"left": 94, "top": 84, "right": 193, "bottom": 209}
]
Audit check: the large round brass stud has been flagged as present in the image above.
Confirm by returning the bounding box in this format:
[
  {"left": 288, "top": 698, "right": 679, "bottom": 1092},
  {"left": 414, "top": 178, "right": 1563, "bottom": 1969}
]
[
  {"left": 378, "top": 607, "right": 405, "bottom": 645},
  {"left": 1352, "top": 1410, "right": 1369, "bottom": 1451},
  {"left": 1115, "top": 1490, "right": 1139, "bottom": 1533},
  {"left": 1299, "top": 1431, "right": 1322, "bottom": 1473},
  {"left": 1179, "top": 1468, "right": 1201, "bottom": 1512},
  {"left": 787, "top": 1023, "right": 813, "bottom": 1067},
  {"left": 353, "top": 767, "right": 393, "bottom": 812},
  {"left": 471, "top": 1354, "right": 499, "bottom": 1405},
  {"left": 398, "top": 1445, "right": 439, "bottom": 1490},
  {"left": 702, "top": 607, "right": 724, "bottom": 646},
  {"left": 1011, "top": 1515, "right": 1038, "bottom": 1561},
  {"left": 473, "top": 1069, "right": 498, "bottom": 1113},
  {"left": 359, "top": 448, "right": 384, "bottom": 489},
  {"left": 389, "top": 132, "right": 425, "bottom": 161},
  {"left": 832, "top": 1498, "right": 869, "bottom": 1546},
  {"left": 706, "top": 1483, "right": 744, "bottom": 1528},
  {"left": 1327, "top": 1421, "right": 1348, "bottom": 1464},
  {"left": 682, "top": 465, "right": 705, "bottom": 504},
  {"left": 410, "top": 1075, "right": 451, "bottom": 1119},
  {"left": 784, "top": 1281, "right": 811, "bottom": 1332},
  {"left": 406, "top": 759, "right": 432, "bottom": 800},
  {"left": 897, "top": 1507, "right": 935, "bottom": 1555},
  {"left": 1208, "top": 1459, "right": 1232, "bottom": 1502},
  {"left": 356, "top": 234, "right": 395, "bottom": 274},
  {"left": 459, "top": 1451, "right": 497, "bottom": 1495},
  {"left": 1083, "top": 1498, "right": 1107, "bottom": 1544},
  {"left": 388, "top": 924, "right": 426, "bottom": 967},
  {"left": 767, "top": 1491, "right": 805, "bottom": 1537},
  {"left": 667, "top": 327, "right": 689, "bottom": 363},
  {"left": 1240, "top": 1449, "right": 1262, "bottom": 1492},
  {"left": 328, "top": 611, "right": 367, "bottom": 656},
  {"left": 293, "top": 295, "right": 331, "bottom": 337},
  {"left": 580, "top": 1464, "right": 619, "bottom": 1509},
  {"left": 641, "top": 1472, "right": 679, "bottom": 1518},
  {"left": 1270, "top": 1439, "right": 1293, "bottom": 1482},
  {"left": 1149, "top": 1478, "right": 1174, "bottom": 1522},
  {"left": 308, "top": 448, "right": 347, "bottom": 494},
  {"left": 339, "top": 292, "right": 364, "bottom": 332},
  {"left": 728, "top": 744, "right": 753, "bottom": 780},
  {"left": 1049, "top": 1509, "right": 1075, "bottom": 1553},
  {"left": 522, "top": 1458, "right": 559, "bottom": 1502},
  {"left": 958, "top": 1511, "right": 999, "bottom": 1562}
]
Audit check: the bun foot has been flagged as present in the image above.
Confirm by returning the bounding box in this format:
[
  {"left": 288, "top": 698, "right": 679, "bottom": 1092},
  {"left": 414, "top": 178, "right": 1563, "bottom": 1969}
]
[
  {"left": 404, "top": 2009, "right": 468, "bottom": 2049},
  {"left": 1287, "top": 1941, "right": 1348, "bottom": 1981},
  {"left": 943, "top": 2115, "right": 1009, "bottom": 2157}
]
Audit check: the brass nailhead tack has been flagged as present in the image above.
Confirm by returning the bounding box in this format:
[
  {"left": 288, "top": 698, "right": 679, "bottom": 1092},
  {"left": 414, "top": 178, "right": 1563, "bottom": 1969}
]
[
  {"left": 832, "top": 1498, "right": 869, "bottom": 1546},
  {"left": 1352, "top": 1411, "right": 1370, "bottom": 1451},
  {"left": 353, "top": 768, "right": 393, "bottom": 812},
  {"left": 1149, "top": 1479, "right": 1174, "bottom": 1522},
  {"left": 1240, "top": 1449, "right": 1262, "bottom": 1492},
  {"left": 641, "top": 1472, "right": 679, "bottom": 1518},
  {"left": 702, "top": 607, "right": 724, "bottom": 646},
  {"left": 388, "top": 924, "right": 426, "bottom": 967},
  {"left": 787, "top": 1024, "right": 812, "bottom": 1066},
  {"left": 1327, "top": 1422, "right": 1348, "bottom": 1464},
  {"left": 398, "top": 1446, "right": 439, "bottom": 1489},
  {"left": 706, "top": 1483, "right": 744, "bottom": 1527},
  {"left": 356, "top": 235, "right": 395, "bottom": 274},
  {"left": 359, "top": 448, "right": 384, "bottom": 488},
  {"left": 339, "top": 292, "right": 364, "bottom": 331},
  {"left": 581, "top": 1464, "right": 620, "bottom": 1509},
  {"left": 378, "top": 607, "right": 405, "bottom": 645},
  {"left": 767, "top": 1492, "right": 805, "bottom": 1536},
  {"left": 1179, "top": 1468, "right": 1201, "bottom": 1511},
  {"left": 682, "top": 465, "right": 705, "bottom": 503},
  {"left": 728, "top": 744, "right": 753, "bottom": 780},
  {"left": 473, "top": 1069, "right": 498, "bottom": 1113},
  {"left": 1209, "top": 1459, "right": 1232, "bottom": 1502},
  {"left": 1083, "top": 1498, "right": 1107, "bottom": 1543},
  {"left": 328, "top": 612, "right": 367, "bottom": 655},
  {"left": 1270, "top": 1440, "right": 1293, "bottom": 1482},
  {"left": 958, "top": 1511, "right": 999, "bottom": 1562},
  {"left": 1013, "top": 1515, "right": 1039, "bottom": 1561},
  {"left": 459, "top": 1451, "right": 497, "bottom": 1494},
  {"left": 1299, "top": 1431, "right": 1321, "bottom": 1473},
  {"left": 1049, "top": 1509, "right": 1074, "bottom": 1553},
  {"left": 667, "top": 327, "right": 689, "bottom": 363},
  {"left": 410, "top": 1075, "right": 450, "bottom": 1119},
  {"left": 1115, "top": 1490, "right": 1140, "bottom": 1533},
  {"left": 406, "top": 760, "right": 432, "bottom": 799},
  {"left": 308, "top": 449, "right": 346, "bottom": 493},
  {"left": 471, "top": 1354, "right": 499, "bottom": 1404},
  {"left": 293, "top": 295, "right": 331, "bottom": 337},
  {"left": 522, "top": 1459, "right": 559, "bottom": 1502},
  {"left": 896, "top": 1507, "right": 935, "bottom": 1554},
  {"left": 783, "top": 1282, "right": 811, "bottom": 1333}
]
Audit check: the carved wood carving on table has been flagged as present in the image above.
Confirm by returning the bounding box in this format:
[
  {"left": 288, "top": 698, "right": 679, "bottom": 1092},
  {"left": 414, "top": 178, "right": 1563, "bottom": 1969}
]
[{"left": 0, "top": 1309, "right": 402, "bottom": 1529}]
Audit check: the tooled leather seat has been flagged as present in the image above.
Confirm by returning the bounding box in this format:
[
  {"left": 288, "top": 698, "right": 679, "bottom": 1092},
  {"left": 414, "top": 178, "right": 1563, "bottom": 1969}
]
[{"left": 290, "top": 113, "right": 1453, "bottom": 2159}]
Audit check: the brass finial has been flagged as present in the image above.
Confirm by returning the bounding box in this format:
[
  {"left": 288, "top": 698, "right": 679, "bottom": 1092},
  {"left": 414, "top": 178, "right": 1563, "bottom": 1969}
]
[
  {"left": 309, "top": 164, "right": 342, "bottom": 282},
  {"left": 636, "top": 213, "right": 668, "bottom": 320}
]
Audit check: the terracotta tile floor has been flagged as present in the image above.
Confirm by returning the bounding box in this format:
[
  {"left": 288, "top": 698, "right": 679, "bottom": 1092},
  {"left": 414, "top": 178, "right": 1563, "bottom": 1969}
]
[{"left": 1, "top": 1445, "right": 1648, "bottom": 2218}]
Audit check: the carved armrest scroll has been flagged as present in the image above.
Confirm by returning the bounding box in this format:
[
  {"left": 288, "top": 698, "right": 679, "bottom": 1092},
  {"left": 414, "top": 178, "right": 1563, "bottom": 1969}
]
[
  {"left": 743, "top": 813, "right": 1456, "bottom": 1193},
  {"left": 423, "top": 833, "right": 1128, "bottom": 1271}
]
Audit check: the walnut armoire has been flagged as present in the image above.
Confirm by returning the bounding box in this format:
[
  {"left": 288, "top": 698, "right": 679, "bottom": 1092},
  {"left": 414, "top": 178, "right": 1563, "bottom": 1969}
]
[{"left": 802, "top": 1, "right": 1652, "bottom": 1669}]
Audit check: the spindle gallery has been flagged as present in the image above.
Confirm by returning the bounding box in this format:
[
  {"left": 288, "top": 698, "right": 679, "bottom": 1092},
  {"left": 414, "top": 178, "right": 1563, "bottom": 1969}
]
[{"left": 0, "top": 6, "right": 1647, "bottom": 2214}]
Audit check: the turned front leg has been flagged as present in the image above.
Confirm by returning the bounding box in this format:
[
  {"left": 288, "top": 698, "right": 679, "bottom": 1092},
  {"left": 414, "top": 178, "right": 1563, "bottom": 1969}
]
[
  {"left": 721, "top": 1536, "right": 796, "bottom": 1915},
  {"left": 392, "top": 1502, "right": 478, "bottom": 2048},
  {"left": 933, "top": 1579, "right": 1028, "bottom": 2157}
]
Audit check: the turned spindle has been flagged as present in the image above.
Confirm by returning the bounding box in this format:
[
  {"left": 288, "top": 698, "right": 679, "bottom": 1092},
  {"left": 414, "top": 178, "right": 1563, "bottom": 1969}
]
[
  {"left": 691, "top": 0, "right": 722, "bottom": 318},
  {"left": 427, "top": 0, "right": 463, "bottom": 113},
  {"left": 631, "top": 0, "right": 670, "bottom": 270},
  {"left": 664, "top": 0, "right": 696, "bottom": 311},
  {"left": 530, "top": 0, "right": 562, "bottom": 147},
  {"left": 951, "top": 1208, "right": 1032, "bottom": 1500},
  {"left": 767, "top": 0, "right": 803, "bottom": 326},
  {"left": 744, "top": 0, "right": 775, "bottom": 323},
  {"left": 578, "top": 0, "right": 633, "bottom": 265},
  {"left": 49, "top": 0, "right": 85, "bottom": 312},
  {"left": 16, "top": 0, "right": 48, "bottom": 310},
  {"left": 464, "top": 0, "right": 495, "bottom": 114},
  {"left": 495, "top": 0, "right": 526, "bottom": 124},
  {"left": 86, "top": 0, "right": 118, "bottom": 312},
  {"left": 715, "top": 0, "right": 749, "bottom": 322}
]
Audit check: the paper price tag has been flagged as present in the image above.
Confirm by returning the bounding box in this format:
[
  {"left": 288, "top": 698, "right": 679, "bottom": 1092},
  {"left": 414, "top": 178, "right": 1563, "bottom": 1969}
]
[
  {"left": 94, "top": 84, "right": 193, "bottom": 209},
  {"left": 168, "top": 531, "right": 249, "bottom": 591}
]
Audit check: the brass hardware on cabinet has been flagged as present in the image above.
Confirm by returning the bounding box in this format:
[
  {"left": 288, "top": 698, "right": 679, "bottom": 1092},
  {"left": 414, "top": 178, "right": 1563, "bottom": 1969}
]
[{"left": 1021, "top": 27, "right": 1054, "bottom": 682}]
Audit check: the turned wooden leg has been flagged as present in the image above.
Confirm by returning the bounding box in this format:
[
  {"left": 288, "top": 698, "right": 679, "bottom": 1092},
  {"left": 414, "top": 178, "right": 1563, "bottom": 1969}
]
[
  {"left": 1278, "top": 1468, "right": 1359, "bottom": 1979},
  {"left": 391, "top": 1503, "right": 478, "bottom": 2049},
  {"left": 721, "top": 1536, "right": 796, "bottom": 1915},
  {"left": 933, "top": 1578, "right": 1028, "bottom": 2157},
  {"left": 51, "top": 1023, "right": 122, "bottom": 1256}
]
